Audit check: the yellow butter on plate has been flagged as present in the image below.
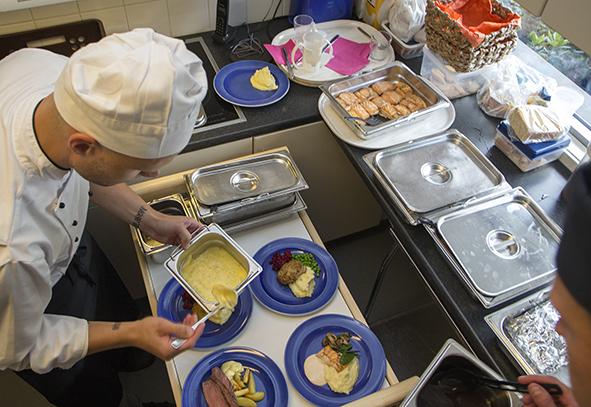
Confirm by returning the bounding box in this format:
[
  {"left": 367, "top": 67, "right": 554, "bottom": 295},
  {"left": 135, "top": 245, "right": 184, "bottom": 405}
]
[{"left": 250, "top": 66, "right": 278, "bottom": 91}]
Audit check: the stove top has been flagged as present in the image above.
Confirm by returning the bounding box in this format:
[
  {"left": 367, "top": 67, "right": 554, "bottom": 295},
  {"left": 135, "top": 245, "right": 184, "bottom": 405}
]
[{"left": 185, "top": 37, "right": 246, "bottom": 133}]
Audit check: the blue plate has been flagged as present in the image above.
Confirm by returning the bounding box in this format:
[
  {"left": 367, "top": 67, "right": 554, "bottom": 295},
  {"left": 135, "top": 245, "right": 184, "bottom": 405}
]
[
  {"left": 182, "top": 347, "right": 288, "bottom": 407},
  {"left": 157, "top": 278, "right": 252, "bottom": 349},
  {"left": 213, "top": 60, "right": 290, "bottom": 107},
  {"left": 285, "top": 314, "right": 387, "bottom": 406},
  {"left": 249, "top": 237, "right": 339, "bottom": 315}
]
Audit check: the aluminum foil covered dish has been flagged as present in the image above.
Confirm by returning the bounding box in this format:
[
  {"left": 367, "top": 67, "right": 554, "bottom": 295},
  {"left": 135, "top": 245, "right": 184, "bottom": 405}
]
[{"left": 504, "top": 301, "right": 568, "bottom": 375}]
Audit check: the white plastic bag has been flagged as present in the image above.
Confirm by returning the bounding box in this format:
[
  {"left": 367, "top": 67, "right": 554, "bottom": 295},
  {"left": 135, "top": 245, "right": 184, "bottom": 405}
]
[
  {"left": 387, "top": 0, "right": 427, "bottom": 42},
  {"left": 477, "top": 56, "right": 557, "bottom": 119}
]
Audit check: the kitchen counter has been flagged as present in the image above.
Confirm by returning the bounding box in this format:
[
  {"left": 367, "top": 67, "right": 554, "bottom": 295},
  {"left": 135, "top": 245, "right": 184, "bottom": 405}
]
[
  {"left": 178, "top": 20, "right": 571, "bottom": 378},
  {"left": 181, "top": 20, "right": 322, "bottom": 152}
]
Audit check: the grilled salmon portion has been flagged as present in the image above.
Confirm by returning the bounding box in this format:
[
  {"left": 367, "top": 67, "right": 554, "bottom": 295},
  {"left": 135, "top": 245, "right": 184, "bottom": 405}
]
[{"left": 316, "top": 345, "right": 345, "bottom": 372}]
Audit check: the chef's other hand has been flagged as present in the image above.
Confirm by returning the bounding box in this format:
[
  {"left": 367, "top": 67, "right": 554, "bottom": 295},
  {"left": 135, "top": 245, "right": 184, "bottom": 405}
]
[
  {"left": 141, "top": 207, "right": 202, "bottom": 248},
  {"left": 132, "top": 315, "right": 204, "bottom": 360},
  {"left": 519, "top": 375, "right": 579, "bottom": 407}
]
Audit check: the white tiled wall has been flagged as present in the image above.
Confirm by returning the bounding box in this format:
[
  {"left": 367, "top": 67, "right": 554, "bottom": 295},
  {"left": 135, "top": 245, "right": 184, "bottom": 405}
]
[{"left": 0, "top": 0, "right": 291, "bottom": 37}]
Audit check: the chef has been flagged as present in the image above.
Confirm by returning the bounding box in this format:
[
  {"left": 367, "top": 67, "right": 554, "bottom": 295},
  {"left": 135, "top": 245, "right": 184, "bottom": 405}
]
[
  {"left": 0, "top": 29, "right": 207, "bottom": 406},
  {"left": 517, "top": 162, "right": 591, "bottom": 407}
]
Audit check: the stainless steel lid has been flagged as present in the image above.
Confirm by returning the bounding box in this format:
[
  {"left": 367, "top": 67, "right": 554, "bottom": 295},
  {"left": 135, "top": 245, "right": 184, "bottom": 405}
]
[
  {"left": 372, "top": 130, "right": 505, "bottom": 214},
  {"left": 437, "top": 188, "right": 561, "bottom": 298},
  {"left": 188, "top": 151, "right": 307, "bottom": 206}
]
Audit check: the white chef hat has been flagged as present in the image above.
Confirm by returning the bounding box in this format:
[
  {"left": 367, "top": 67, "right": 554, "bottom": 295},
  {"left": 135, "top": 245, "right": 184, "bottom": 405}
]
[{"left": 54, "top": 28, "right": 207, "bottom": 159}]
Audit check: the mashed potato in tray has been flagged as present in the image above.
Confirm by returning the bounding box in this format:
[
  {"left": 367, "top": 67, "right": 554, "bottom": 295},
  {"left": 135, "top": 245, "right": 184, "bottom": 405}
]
[{"left": 181, "top": 245, "right": 247, "bottom": 303}]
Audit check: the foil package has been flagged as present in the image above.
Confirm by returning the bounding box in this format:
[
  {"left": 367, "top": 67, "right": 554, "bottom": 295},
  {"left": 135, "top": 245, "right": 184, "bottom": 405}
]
[{"left": 505, "top": 301, "right": 568, "bottom": 375}]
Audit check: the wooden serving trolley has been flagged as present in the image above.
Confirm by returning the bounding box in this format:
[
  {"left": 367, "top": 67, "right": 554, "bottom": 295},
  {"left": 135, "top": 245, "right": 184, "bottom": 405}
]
[{"left": 130, "top": 148, "right": 417, "bottom": 407}]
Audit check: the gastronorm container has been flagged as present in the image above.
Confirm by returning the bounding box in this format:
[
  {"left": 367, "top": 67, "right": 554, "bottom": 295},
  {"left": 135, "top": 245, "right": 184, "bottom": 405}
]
[
  {"left": 364, "top": 129, "right": 508, "bottom": 225},
  {"left": 381, "top": 21, "right": 424, "bottom": 59},
  {"left": 485, "top": 287, "right": 570, "bottom": 385},
  {"left": 134, "top": 193, "right": 196, "bottom": 263},
  {"left": 320, "top": 61, "right": 449, "bottom": 139},
  {"left": 186, "top": 151, "right": 308, "bottom": 228},
  {"left": 400, "top": 339, "right": 518, "bottom": 406},
  {"left": 164, "top": 223, "right": 262, "bottom": 315},
  {"left": 364, "top": 130, "right": 561, "bottom": 308}
]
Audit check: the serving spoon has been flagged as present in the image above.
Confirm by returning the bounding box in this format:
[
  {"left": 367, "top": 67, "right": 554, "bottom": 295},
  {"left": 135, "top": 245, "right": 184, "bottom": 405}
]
[{"left": 170, "top": 285, "right": 237, "bottom": 349}]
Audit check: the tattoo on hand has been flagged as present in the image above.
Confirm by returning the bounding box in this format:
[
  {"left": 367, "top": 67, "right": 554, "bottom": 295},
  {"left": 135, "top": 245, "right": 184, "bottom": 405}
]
[
  {"left": 112, "top": 322, "right": 121, "bottom": 331},
  {"left": 132, "top": 206, "right": 147, "bottom": 228}
]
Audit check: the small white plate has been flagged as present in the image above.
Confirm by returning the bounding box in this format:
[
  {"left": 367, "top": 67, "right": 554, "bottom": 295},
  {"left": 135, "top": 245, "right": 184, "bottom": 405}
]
[
  {"left": 319, "top": 93, "right": 456, "bottom": 150},
  {"left": 272, "top": 19, "right": 395, "bottom": 87}
]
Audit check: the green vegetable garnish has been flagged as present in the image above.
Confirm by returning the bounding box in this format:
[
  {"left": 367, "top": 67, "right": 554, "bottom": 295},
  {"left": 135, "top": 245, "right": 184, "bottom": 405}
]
[{"left": 292, "top": 252, "right": 321, "bottom": 276}]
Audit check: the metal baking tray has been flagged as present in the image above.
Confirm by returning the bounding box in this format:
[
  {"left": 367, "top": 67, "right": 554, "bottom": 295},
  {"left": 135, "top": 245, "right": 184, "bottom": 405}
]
[
  {"left": 164, "top": 223, "right": 262, "bottom": 314},
  {"left": 134, "top": 193, "right": 196, "bottom": 263},
  {"left": 437, "top": 187, "right": 561, "bottom": 299},
  {"left": 187, "top": 151, "right": 307, "bottom": 206},
  {"left": 381, "top": 21, "right": 424, "bottom": 60},
  {"left": 320, "top": 61, "right": 449, "bottom": 139},
  {"left": 364, "top": 130, "right": 508, "bottom": 224},
  {"left": 401, "top": 339, "right": 518, "bottom": 406},
  {"left": 485, "top": 287, "right": 570, "bottom": 385}
]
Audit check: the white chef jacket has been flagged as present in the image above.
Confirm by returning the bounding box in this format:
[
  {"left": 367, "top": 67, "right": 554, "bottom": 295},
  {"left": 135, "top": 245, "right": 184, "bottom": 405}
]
[{"left": 0, "top": 49, "right": 90, "bottom": 374}]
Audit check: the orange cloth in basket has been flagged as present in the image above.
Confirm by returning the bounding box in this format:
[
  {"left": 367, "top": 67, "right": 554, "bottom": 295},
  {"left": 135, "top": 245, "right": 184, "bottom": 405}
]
[{"left": 435, "top": 0, "right": 520, "bottom": 47}]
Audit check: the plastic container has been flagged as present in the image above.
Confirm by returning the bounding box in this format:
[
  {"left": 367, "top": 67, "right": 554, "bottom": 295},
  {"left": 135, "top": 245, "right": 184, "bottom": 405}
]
[
  {"left": 420, "top": 45, "right": 496, "bottom": 99},
  {"left": 289, "top": 0, "right": 353, "bottom": 23},
  {"left": 495, "top": 122, "right": 569, "bottom": 172},
  {"left": 382, "top": 21, "right": 424, "bottom": 59}
]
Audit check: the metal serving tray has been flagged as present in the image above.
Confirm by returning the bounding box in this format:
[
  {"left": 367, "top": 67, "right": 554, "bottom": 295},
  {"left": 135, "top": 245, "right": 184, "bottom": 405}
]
[
  {"left": 485, "top": 288, "right": 570, "bottom": 386},
  {"left": 437, "top": 187, "right": 561, "bottom": 299},
  {"left": 164, "top": 223, "right": 262, "bottom": 314},
  {"left": 134, "top": 194, "right": 195, "bottom": 263},
  {"left": 364, "top": 130, "right": 507, "bottom": 224},
  {"left": 381, "top": 21, "right": 424, "bottom": 59},
  {"left": 401, "top": 339, "right": 518, "bottom": 406},
  {"left": 187, "top": 151, "right": 307, "bottom": 206},
  {"left": 320, "top": 61, "right": 449, "bottom": 139}
]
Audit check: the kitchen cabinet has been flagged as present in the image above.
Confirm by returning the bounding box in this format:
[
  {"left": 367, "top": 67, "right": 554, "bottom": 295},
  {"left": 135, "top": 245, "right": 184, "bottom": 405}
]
[
  {"left": 254, "top": 121, "right": 383, "bottom": 242},
  {"left": 542, "top": 0, "right": 591, "bottom": 55},
  {"left": 516, "top": 0, "right": 548, "bottom": 16},
  {"left": 87, "top": 138, "right": 252, "bottom": 298}
]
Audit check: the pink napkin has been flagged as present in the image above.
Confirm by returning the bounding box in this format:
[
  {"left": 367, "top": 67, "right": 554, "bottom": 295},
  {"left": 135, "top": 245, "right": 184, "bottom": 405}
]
[
  {"left": 264, "top": 40, "right": 302, "bottom": 65},
  {"left": 325, "top": 37, "right": 371, "bottom": 75},
  {"left": 264, "top": 37, "right": 371, "bottom": 76}
]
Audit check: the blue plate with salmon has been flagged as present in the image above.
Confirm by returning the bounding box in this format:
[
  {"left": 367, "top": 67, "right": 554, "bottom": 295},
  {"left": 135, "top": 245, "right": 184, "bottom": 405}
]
[
  {"left": 249, "top": 237, "right": 339, "bottom": 315},
  {"left": 157, "top": 278, "right": 252, "bottom": 349},
  {"left": 285, "top": 314, "right": 386, "bottom": 406},
  {"left": 182, "top": 347, "right": 288, "bottom": 407}
]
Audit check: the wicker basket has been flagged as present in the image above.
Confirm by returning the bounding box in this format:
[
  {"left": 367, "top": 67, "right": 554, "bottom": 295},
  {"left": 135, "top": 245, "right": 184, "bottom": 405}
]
[{"left": 425, "top": 0, "right": 519, "bottom": 72}]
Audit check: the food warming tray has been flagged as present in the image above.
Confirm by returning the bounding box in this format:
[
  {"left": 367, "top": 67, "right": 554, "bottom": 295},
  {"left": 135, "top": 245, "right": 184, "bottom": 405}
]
[
  {"left": 437, "top": 188, "right": 561, "bottom": 299},
  {"left": 320, "top": 61, "right": 449, "bottom": 139},
  {"left": 364, "top": 130, "right": 508, "bottom": 225},
  {"left": 364, "top": 131, "right": 561, "bottom": 308},
  {"left": 485, "top": 287, "right": 570, "bottom": 386},
  {"left": 186, "top": 150, "right": 308, "bottom": 227},
  {"left": 164, "top": 223, "right": 262, "bottom": 315},
  {"left": 134, "top": 193, "right": 196, "bottom": 263}
]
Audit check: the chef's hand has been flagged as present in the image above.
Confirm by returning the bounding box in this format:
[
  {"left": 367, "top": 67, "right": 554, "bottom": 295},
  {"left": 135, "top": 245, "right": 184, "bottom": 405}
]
[
  {"left": 518, "top": 375, "right": 579, "bottom": 407},
  {"left": 141, "top": 207, "right": 202, "bottom": 248},
  {"left": 132, "top": 314, "right": 204, "bottom": 360}
]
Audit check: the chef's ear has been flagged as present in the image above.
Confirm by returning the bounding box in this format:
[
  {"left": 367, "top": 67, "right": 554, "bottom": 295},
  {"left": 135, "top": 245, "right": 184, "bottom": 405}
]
[{"left": 68, "top": 133, "right": 100, "bottom": 156}]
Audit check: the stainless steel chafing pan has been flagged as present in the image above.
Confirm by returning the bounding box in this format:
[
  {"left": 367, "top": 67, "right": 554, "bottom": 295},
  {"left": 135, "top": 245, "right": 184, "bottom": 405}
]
[{"left": 320, "top": 61, "right": 449, "bottom": 139}]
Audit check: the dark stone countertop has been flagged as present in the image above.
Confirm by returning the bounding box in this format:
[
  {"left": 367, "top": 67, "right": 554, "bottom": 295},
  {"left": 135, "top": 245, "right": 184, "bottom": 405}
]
[
  {"left": 179, "top": 20, "right": 571, "bottom": 378},
  {"left": 336, "top": 56, "right": 571, "bottom": 378}
]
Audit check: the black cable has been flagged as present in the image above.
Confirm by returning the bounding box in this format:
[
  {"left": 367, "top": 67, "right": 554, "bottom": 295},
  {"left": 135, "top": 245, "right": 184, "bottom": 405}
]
[{"left": 265, "top": 0, "right": 285, "bottom": 42}]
